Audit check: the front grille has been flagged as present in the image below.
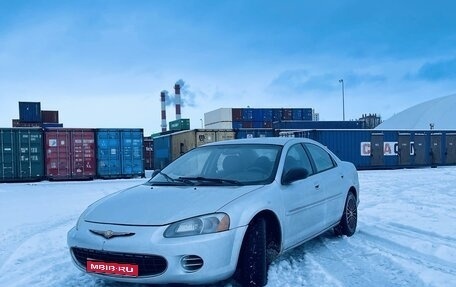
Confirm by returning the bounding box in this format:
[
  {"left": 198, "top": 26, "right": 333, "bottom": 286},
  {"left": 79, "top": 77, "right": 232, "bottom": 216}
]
[{"left": 71, "top": 247, "right": 167, "bottom": 277}]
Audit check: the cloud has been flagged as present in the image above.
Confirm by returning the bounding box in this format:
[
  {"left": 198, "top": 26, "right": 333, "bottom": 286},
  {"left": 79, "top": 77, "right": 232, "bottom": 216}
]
[
  {"left": 269, "top": 69, "right": 386, "bottom": 94},
  {"left": 414, "top": 58, "right": 456, "bottom": 81}
]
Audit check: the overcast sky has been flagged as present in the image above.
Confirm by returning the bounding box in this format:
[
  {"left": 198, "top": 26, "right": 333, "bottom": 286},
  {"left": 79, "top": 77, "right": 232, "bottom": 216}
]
[{"left": 1, "top": 0, "right": 456, "bottom": 135}]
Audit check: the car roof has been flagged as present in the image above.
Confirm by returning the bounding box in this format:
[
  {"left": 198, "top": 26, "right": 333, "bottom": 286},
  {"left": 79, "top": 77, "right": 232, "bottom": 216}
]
[{"left": 203, "top": 137, "right": 314, "bottom": 147}]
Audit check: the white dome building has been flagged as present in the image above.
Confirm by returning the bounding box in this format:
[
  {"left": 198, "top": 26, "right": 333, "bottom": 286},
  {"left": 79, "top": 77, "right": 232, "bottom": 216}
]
[{"left": 376, "top": 94, "right": 456, "bottom": 130}]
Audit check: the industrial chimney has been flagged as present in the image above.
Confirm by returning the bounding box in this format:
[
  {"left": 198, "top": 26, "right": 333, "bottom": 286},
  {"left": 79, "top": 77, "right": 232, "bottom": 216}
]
[
  {"left": 160, "top": 91, "right": 167, "bottom": 132},
  {"left": 174, "top": 82, "right": 182, "bottom": 120}
]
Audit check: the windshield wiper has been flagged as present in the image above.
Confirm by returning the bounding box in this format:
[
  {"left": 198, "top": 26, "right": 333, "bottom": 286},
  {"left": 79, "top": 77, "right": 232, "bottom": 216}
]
[
  {"left": 152, "top": 171, "right": 194, "bottom": 186},
  {"left": 178, "top": 176, "right": 243, "bottom": 186}
]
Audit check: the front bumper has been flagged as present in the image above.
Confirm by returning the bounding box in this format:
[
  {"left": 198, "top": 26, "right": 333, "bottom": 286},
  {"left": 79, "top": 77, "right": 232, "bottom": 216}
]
[{"left": 67, "top": 221, "right": 247, "bottom": 285}]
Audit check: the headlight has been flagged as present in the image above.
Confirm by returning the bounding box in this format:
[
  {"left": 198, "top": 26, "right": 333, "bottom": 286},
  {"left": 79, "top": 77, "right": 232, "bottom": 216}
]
[{"left": 164, "top": 213, "right": 230, "bottom": 238}]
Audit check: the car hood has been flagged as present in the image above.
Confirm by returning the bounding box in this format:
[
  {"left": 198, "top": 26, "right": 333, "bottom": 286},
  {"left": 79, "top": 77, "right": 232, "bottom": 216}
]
[{"left": 83, "top": 183, "right": 261, "bottom": 226}]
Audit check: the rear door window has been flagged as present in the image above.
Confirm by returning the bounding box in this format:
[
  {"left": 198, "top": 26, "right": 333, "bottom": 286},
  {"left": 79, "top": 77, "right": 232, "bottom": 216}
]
[{"left": 305, "top": 143, "right": 336, "bottom": 173}]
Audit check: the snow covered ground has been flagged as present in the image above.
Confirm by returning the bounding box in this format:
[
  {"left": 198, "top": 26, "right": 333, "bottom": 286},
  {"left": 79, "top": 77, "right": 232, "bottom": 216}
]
[{"left": 0, "top": 167, "right": 455, "bottom": 287}]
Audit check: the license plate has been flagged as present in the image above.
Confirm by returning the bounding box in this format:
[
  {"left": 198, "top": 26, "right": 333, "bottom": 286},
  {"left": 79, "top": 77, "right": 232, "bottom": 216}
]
[{"left": 87, "top": 260, "right": 139, "bottom": 277}]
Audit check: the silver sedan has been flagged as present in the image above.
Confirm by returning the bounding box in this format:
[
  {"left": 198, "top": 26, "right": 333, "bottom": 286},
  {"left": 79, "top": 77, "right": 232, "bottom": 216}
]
[{"left": 67, "top": 137, "right": 359, "bottom": 286}]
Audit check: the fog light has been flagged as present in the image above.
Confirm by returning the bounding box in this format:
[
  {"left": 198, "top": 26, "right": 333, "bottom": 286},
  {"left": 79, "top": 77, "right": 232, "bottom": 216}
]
[{"left": 180, "top": 255, "right": 203, "bottom": 272}]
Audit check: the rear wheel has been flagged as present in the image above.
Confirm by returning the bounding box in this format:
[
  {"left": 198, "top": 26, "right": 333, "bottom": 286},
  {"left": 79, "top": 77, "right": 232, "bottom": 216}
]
[
  {"left": 238, "top": 218, "right": 268, "bottom": 287},
  {"left": 334, "top": 191, "right": 357, "bottom": 236}
]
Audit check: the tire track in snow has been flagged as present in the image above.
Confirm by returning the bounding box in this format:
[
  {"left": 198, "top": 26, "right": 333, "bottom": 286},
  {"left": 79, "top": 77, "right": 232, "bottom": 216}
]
[
  {"left": 311, "top": 233, "right": 427, "bottom": 286},
  {"left": 268, "top": 230, "right": 428, "bottom": 287},
  {"left": 355, "top": 223, "right": 456, "bottom": 286},
  {"left": 364, "top": 221, "right": 456, "bottom": 262},
  {"left": 0, "top": 221, "right": 81, "bottom": 287},
  {"left": 268, "top": 245, "right": 344, "bottom": 287},
  {"left": 0, "top": 216, "right": 77, "bottom": 267}
]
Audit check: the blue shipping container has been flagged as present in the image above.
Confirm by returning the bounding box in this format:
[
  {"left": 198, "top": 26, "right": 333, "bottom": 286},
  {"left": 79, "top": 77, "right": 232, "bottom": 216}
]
[
  {"left": 19, "top": 102, "right": 41, "bottom": 123},
  {"left": 42, "top": 123, "right": 64, "bottom": 128},
  {"left": 285, "top": 129, "right": 456, "bottom": 170},
  {"left": 242, "top": 109, "right": 254, "bottom": 121},
  {"left": 96, "top": 129, "right": 144, "bottom": 178},
  {"left": 272, "top": 109, "right": 283, "bottom": 121},
  {"left": 263, "top": 109, "right": 273, "bottom": 121},
  {"left": 252, "top": 109, "right": 264, "bottom": 122},
  {"left": 153, "top": 134, "right": 172, "bottom": 169},
  {"left": 292, "top": 109, "right": 303, "bottom": 120},
  {"left": 232, "top": 121, "right": 243, "bottom": 129},
  {"left": 273, "top": 120, "right": 364, "bottom": 130}
]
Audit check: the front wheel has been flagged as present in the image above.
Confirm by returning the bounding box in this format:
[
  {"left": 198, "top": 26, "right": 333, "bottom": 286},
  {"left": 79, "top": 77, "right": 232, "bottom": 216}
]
[
  {"left": 334, "top": 191, "right": 358, "bottom": 236},
  {"left": 238, "top": 218, "right": 268, "bottom": 287}
]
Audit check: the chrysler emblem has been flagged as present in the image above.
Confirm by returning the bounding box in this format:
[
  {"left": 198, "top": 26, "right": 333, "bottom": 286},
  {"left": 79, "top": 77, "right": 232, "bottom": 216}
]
[{"left": 90, "top": 229, "right": 135, "bottom": 239}]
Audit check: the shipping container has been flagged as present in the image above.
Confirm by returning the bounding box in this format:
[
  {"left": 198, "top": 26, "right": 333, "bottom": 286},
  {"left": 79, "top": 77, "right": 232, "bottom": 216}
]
[
  {"left": 151, "top": 130, "right": 174, "bottom": 138},
  {"left": 292, "top": 109, "right": 303, "bottom": 120},
  {"left": 232, "top": 108, "right": 243, "bottom": 121},
  {"left": 242, "top": 108, "right": 254, "bottom": 121},
  {"left": 12, "top": 119, "right": 41, "bottom": 127},
  {"left": 318, "top": 130, "right": 372, "bottom": 169},
  {"left": 280, "top": 129, "right": 456, "bottom": 170},
  {"left": 0, "top": 128, "right": 44, "bottom": 182},
  {"left": 153, "top": 134, "right": 172, "bottom": 169},
  {"left": 430, "top": 133, "right": 443, "bottom": 166},
  {"left": 216, "top": 130, "right": 236, "bottom": 141},
  {"left": 19, "top": 102, "right": 41, "bottom": 123},
  {"left": 242, "top": 121, "right": 253, "bottom": 128},
  {"left": 412, "top": 132, "right": 428, "bottom": 166},
  {"left": 302, "top": 108, "right": 313, "bottom": 121},
  {"left": 273, "top": 120, "right": 365, "bottom": 130},
  {"left": 252, "top": 121, "right": 265, "bottom": 128},
  {"left": 143, "top": 136, "right": 154, "bottom": 170},
  {"left": 397, "top": 133, "right": 412, "bottom": 166},
  {"left": 169, "top": 118, "right": 190, "bottom": 131},
  {"left": 41, "top": 110, "right": 59, "bottom": 123},
  {"left": 170, "top": 129, "right": 235, "bottom": 161},
  {"left": 205, "top": 121, "right": 233, "bottom": 129},
  {"left": 252, "top": 109, "right": 264, "bottom": 122},
  {"left": 235, "top": 128, "right": 275, "bottom": 139},
  {"left": 445, "top": 133, "right": 456, "bottom": 165},
  {"left": 44, "top": 128, "right": 96, "bottom": 180},
  {"left": 272, "top": 109, "right": 283, "bottom": 121},
  {"left": 96, "top": 129, "right": 144, "bottom": 178},
  {"left": 204, "top": 108, "right": 232, "bottom": 126},
  {"left": 263, "top": 109, "right": 273, "bottom": 121},
  {"left": 232, "top": 121, "right": 243, "bottom": 129},
  {"left": 282, "top": 108, "right": 293, "bottom": 120},
  {"left": 153, "top": 129, "right": 235, "bottom": 167},
  {"left": 42, "top": 123, "right": 64, "bottom": 128}
]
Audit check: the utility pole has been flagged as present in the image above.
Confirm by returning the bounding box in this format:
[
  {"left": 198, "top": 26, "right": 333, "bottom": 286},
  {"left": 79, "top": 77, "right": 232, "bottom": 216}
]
[{"left": 339, "top": 79, "right": 345, "bottom": 121}]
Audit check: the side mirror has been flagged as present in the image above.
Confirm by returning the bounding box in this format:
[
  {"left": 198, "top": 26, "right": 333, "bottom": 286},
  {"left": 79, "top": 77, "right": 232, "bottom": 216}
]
[{"left": 282, "top": 168, "right": 309, "bottom": 185}]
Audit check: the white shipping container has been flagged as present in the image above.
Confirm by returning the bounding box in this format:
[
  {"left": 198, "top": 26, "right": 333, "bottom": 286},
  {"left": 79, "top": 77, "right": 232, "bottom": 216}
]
[
  {"left": 205, "top": 121, "right": 233, "bottom": 129},
  {"left": 204, "top": 108, "right": 233, "bottom": 126}
]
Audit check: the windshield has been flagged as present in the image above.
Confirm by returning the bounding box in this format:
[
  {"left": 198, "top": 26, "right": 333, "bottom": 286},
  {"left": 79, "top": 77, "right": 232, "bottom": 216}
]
[{"left": 148, "top": 144, "right": 282, "bottom": 186}]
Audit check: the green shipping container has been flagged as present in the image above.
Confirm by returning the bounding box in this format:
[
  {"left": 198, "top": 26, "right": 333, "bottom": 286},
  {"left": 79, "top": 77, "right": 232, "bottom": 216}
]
[
  {"left": 0, "top": 128, "right": 44, "bottom": 182},
  {"left": 169, "top": 118, "right": 190, "bottom": 131}
]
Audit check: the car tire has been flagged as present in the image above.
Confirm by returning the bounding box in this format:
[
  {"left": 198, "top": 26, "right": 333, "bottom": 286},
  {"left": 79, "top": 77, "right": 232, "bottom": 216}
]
[
  {"left": 238, "top": 218, "right": 268, "bottom": 287},
  {"left": 334, "top": 191, "right": 357, "bottom": 237}
]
